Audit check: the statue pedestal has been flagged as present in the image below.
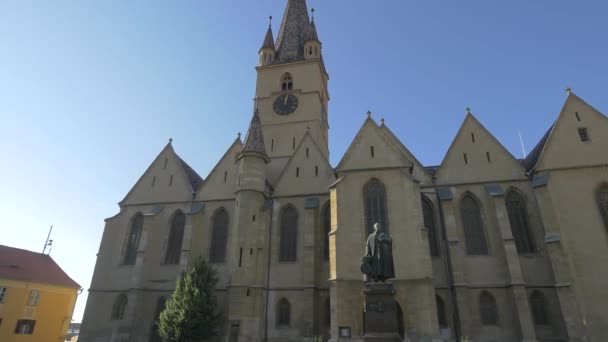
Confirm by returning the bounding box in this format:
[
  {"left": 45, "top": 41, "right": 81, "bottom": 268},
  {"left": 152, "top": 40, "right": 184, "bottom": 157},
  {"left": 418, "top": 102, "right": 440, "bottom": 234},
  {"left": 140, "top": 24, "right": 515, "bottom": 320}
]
[{"left": 363, "top": 282, "right": 405, "bottom": 342}]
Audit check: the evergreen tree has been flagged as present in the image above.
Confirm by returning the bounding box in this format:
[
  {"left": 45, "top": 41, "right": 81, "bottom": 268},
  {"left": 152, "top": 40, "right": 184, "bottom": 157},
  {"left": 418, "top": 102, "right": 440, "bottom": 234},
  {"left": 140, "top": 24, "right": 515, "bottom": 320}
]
[{"left": 159, "top": 257, "right": 220, "bottom": 342}]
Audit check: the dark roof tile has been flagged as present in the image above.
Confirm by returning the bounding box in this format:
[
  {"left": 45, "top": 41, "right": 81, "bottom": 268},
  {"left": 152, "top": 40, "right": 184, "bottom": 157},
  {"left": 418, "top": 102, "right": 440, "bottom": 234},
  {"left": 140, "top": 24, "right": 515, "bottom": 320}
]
[{"left": 522, "top": 124, "right": 554, "bottom": 172}]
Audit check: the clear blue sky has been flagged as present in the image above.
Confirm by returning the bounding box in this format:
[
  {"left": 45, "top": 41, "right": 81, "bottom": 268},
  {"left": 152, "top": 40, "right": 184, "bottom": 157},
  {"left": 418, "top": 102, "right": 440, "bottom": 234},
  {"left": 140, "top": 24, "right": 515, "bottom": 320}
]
[{"left": 1, "top": 0, "right": 606, "bottom": 322}]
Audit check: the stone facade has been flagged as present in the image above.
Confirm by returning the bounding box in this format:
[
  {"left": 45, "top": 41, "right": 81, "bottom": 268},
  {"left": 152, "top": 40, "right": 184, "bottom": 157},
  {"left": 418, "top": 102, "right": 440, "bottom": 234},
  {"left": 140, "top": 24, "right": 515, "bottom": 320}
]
[{"left": 79, "top": 1, "right": 608, "bottom": 341}]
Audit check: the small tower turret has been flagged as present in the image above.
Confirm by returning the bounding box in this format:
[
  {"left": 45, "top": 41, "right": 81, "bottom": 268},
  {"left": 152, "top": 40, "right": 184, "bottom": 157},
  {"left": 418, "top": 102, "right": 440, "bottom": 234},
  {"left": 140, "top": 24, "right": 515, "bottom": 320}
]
[
  {"left": 237, "top": 108, "right": 270, "bottom": 193},
  {"left": 304, "top": 9, "right": 321, "bottom": 60},
  {"left": 259, "top": 16, "right": 276, "bottom": 66}
]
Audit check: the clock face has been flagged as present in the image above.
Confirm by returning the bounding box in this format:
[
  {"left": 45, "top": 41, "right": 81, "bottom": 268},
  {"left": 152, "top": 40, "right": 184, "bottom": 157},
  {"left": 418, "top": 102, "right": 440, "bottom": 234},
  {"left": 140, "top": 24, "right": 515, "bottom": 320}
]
[{"left": 273, "top": 94, "right": 299, "bottom": 115}]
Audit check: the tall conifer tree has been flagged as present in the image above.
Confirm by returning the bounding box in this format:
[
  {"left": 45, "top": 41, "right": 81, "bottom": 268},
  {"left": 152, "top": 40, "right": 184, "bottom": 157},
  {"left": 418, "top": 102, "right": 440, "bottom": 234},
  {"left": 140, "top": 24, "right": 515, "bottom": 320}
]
[{"left": 159, "top": 257, "right": 220, "bottom": 342}]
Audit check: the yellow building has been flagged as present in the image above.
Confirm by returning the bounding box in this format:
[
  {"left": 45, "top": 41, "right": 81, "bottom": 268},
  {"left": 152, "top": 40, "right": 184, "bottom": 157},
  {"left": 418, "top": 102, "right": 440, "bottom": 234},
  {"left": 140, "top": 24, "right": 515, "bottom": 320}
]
[{"left": 0, "top": 245, "right": 80, "bottom": 342}]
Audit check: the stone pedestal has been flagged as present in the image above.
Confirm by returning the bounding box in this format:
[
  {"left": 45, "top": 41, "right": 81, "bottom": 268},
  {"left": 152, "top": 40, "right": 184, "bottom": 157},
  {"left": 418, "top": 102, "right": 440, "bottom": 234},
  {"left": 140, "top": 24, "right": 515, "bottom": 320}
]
[{"left": 363, "top": 282, "right": 404, "bottom": 342}]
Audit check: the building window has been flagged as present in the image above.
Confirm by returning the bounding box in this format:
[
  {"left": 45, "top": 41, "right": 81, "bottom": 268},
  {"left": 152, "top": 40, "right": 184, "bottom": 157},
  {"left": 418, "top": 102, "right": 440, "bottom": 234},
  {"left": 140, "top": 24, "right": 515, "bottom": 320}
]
[
  {"left": 123, "top": 214, "right": 144, "bottom": 265},
  {"left": 150, "top": 297, "right": 167, "bottom": 342},
  {"left": 530, "top": 291, "right": 548, "bottom": 325},
  {"left": 486, "top": 152, "right": 491, "bottom": 163},
  {"left": 325, "top": 297, "right": 331, "bottom": 328},
  {"left": 281, "top": 73, "right": 293, "bottom": 91},
  {"left": 463, "top": 153, "right": 468, "bottom": 164},
  {"left": 479, "top": 291, "right": 498, "bottom": 325},
  {"left": 210, "top": 209, "right": 229, "bottom": 263},
  {"left": 471, "top": 133, "right": 475, "bottom": 143},
  {"left": 163, "top": 158, "right": 168, "bottom": 169},
  {"left": 315, "top": 165, "right": 319, "bottom": 177},
  {"left": 370, "top": 146, "right": 375, "bottom": 158},
  {"left": 164, "top": 212, "right": 186, "bottom": 265},
  {"left": 578, "top": 127, "right": 590, "bottom": 142},
  {"left": 111, "top": 294, "right": 128, "bottom": 320},
  {"left": 277, "top": 298, "right": 291, "bottom": 327},
  {"left": 152, "top": 176, "right": 156, "bottom": 187},
  {"left": 364, "top": 178, "right": 388, "bottom": 235},
  {"left": 14, "top": 320, "right": 36, "bottom": 334},
  {"left": 460, "top": 194, "right": 488, "bottom": 255},
  {"left": 575, "top": 111, "right": 581, "bottom": 122},
  {"left": 224, "top": 171, "right": 228, "bottom": 183},
  {"left": 0, "top": 287, "right": 6, "bottom": 303},
  {"left": 436, "top": 295, "right": 448, "bottom": 328},
  {"left": 422, "top": 196, "right": 439, "bottom": 257},
  {"left": 296, "top": 167, "right": 300, "bottom": 178},
  {"left": 598, "top": 186, "right": 608, "bottom": 229},
  {"left": 323, "top": 202, "right": 331, "bottom": 261},
  {"left": 306, "top": 148, "right": 309, "bottom": 158},
  {"left": 27, "top": 290, "right": 40, "bottom": 306},
  {"left": 279, "top": 206, "right": 298, "bottom": 262},
  {"left": 169, "top": 175, "right": 174, "bottom": 186},
  {"left": 505, "top": 190, "right": 535, "bottom": 253}
]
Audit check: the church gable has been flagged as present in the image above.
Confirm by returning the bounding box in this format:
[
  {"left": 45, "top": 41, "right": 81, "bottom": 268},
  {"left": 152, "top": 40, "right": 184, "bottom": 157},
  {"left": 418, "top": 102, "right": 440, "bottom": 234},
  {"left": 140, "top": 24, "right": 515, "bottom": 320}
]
[
  {"left": 196, "top": 138, "right": 242, "bottom": 201},
  {"left": 435, "top": 112, "right": 526, "bottom": 184},
  {"left": 120, "top": 142, "right": 202, "bottom": 206},
  {"left": 273, "top": 132, "right": 335, "bottom": 196},
  {"left": 336, "top": 117, "right": 412, "bottom": 172},
  {"left": 380, "top": 123, "right": 432, "bottom": 184},
  {"left": 535, "top": 93, "right": 608, "bottom": 171}
]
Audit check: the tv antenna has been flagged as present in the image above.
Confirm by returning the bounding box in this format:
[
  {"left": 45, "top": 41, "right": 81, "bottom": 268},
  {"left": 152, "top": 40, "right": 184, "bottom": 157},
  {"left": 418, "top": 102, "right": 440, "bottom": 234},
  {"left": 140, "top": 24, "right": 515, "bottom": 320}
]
[{"left": 42, "top": 225, "right": 54, "bottom": 255}]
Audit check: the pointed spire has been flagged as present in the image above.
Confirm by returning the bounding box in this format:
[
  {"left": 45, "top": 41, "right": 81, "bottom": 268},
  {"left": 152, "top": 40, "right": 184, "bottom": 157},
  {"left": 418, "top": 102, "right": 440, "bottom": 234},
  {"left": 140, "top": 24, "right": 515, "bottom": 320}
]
[
  {"left": 275, "top": 0, "right": 311, "bottom": 63},
  {"left": 239, "top": 108, "right": 270, "bottom": 163},
  {"left": 306, "top": 9, "right": 320, "bottom": 42},
  {"left": 260, "top": 16, "right": 276, "bottom": 51}
]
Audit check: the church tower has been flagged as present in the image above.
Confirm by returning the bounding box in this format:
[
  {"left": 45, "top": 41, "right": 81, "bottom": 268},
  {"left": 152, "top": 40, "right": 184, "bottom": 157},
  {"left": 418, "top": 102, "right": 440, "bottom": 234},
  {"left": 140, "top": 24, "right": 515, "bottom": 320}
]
[{"left": 255, "top": 0, "right": 330, "bottom": 178}]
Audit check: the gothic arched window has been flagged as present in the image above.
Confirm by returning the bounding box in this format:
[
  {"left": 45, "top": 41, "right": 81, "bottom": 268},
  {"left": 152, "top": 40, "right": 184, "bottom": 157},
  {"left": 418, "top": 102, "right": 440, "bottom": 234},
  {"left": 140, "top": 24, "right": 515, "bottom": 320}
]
[
  {"left": 111, "top": 294, "right": 128, "bottom": 320},
  {"left": 123, "top": 214, "right": 143, "bottom": 265},
  {"left": 506, "top": 190, "right": 535, "bottom": 253},
  {"left": 422, "top": 196, "right": 440, "bottom": 256},
  {"left": 323, "top": 202, "right": 331, "bottom": 261},
  {"left": 460, "top": 194, "right": 488, "bottom": 255},
  {"left": 150, "top": 297, "right": 167, "bottom": 342},
  {"left": 325, "top": 297, "right": 331, "bottom": 328},
  {"left": 279, "top": 205, "right": 298, "bottom": 262},
  {"left": 281, "top": 73, "right": 293, "bottom": 91},
  {"left": 479, "top": 291, "right": 498, "bottom": 325},
  {"left": 364, "top": 178, "right": 388, "bottom": 235},
  {"left": 210, "top": 209, "right": 229, "bottom": 263},
  {"left": 530, "top": 291, "right": 548, "bottom": 325},
  {"left": 164, "top": 212, "right": 185, "bottom": 264},
  {"left": 436, "top": 295, "right": 448, "bottom": 328},
  {"left": 277, "top": 298, "right": 291, "bottom": 326},
  {"left": 598, "top": 185, "right": 608, "bottom": 229}
]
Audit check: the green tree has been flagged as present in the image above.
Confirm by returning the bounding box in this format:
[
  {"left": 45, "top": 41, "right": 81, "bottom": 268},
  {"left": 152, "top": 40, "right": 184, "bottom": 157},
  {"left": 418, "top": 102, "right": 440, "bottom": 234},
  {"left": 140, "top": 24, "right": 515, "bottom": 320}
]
[{"left": 159, "top": 257, "right": 220, "bottom": 342}]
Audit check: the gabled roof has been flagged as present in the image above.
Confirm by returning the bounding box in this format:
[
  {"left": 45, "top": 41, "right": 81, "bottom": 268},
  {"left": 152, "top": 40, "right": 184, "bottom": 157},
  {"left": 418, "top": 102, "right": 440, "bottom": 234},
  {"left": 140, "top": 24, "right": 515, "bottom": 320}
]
[
  {"left": 273, "top": 130, "right": 334, "bottom": 191},
  {"left": 240, "top": 109, "right": 270, "bottom": 162},
  {"left": 437, "top": 111, "right": 523, "bottom": 171},
  {"left": 274, "top": 0, "right": 311, "bottom": 64},
  {"left": 0, "top": 245, "right": 80, "bottom": 289},
  {"left": 177, "top": 155, "right": 204, "bottom": 192},
  {"left": 522, "top": 91, "right": 608, "bottom": 172},
  {"left": 521, "top": 124, "right": 554, "bottom": 172},
  {"left": 260, "top": 24, "right": 276, "bottom": 51},
  {"left": 336, "top": 116, "right": 412, "bottom": 171},
  {"left": 119, "top": 141, "right": 204, "bottom": 206},
  {"left": 379, "top": 121, "right": 431, "bottom": 181},
  {"left": 196, "top": 137, "right": 242, "bottom": 200}
]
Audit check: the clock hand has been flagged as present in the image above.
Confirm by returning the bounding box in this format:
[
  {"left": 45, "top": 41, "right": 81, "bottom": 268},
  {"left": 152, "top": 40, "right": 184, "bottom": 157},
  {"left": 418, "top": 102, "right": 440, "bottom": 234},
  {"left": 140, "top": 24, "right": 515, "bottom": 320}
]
[{"left": 284, "top": 94, "right": 288, "bottom": 105}]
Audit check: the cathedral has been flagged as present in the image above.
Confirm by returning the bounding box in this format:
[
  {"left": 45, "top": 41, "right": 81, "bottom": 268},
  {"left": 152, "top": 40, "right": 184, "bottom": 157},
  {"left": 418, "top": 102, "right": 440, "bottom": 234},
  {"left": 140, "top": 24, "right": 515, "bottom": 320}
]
[{"left": 79, "top": 0, "right": 608, "bottom": 341}]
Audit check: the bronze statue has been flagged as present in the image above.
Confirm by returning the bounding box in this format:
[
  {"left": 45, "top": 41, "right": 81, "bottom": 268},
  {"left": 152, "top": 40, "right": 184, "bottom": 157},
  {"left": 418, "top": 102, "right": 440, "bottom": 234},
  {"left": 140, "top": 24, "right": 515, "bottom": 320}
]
[{"left": 361, "top": 223, "right": 395, "bottom": 282}]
